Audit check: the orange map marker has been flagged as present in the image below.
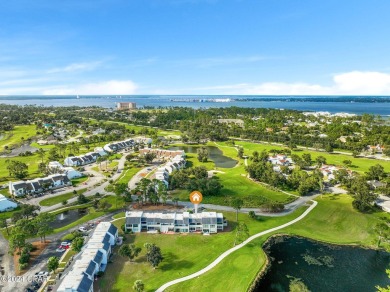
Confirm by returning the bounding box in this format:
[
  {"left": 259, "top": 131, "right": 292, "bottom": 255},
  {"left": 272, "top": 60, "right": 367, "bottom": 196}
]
[{"left": 190, "top": 191, "right": 203, "bottom": 204}]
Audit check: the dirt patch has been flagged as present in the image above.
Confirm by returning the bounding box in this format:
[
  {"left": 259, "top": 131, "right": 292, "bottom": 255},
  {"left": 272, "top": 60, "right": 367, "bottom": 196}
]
[
  {"left": 0, "top": 143, "right": 38, "bottom": 157},
  {"left": 13, "top": 241, "right": 50, "bottom": 275},
  {"left": 139, "top": 172, "right": 147, "bottom": 177},
  {"left": 132, "top": 203, "right": 184, "bottom": 211}
]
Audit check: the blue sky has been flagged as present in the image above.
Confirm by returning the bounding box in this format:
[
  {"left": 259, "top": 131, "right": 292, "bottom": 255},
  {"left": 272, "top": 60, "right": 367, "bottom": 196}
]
[{"left": 1, "top": 0, "right": 390, "bottom": 95}]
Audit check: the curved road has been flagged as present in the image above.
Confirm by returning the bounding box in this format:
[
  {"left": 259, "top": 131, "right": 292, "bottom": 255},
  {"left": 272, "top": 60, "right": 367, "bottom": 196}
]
[{"left": 156, "top": 199, "right": 318, "bottom": 292}]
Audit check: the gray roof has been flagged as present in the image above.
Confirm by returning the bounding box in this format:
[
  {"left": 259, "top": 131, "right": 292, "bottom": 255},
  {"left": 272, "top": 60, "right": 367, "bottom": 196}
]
[
  {"left": 103, "top": 241, "right": 110, "bottom": 252},
  {"left": 93, "top": 250, "right": 103, "bottom": 264},
  {"left": 32, "top": 181, "right": 41, "bottom": 190},
  {"left": 108, "top": 224, "right": 118, "bottom": 236},
  {"left": 103, "top": 234, "right": 111, "bottom": 245},
  {"left": 85, "top": 155, "right": 94, "bottom": 161},
  {"left": 76, "top": 274, "right": 93, "bottom": 292},
  {"left": 13, "top": 182, "right": 27, "bottom": 190},
  {"left": 85, "top": 261, "right": 96, "bottom": 277},
  {"left": 26, "top": 183, "right": 34, "bottom": 191}
]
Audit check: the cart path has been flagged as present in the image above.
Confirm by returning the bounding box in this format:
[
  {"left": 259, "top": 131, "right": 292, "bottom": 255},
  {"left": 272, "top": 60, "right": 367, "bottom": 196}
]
[{"left": 156, "top": 199, "right": 318, "bottom": 292}]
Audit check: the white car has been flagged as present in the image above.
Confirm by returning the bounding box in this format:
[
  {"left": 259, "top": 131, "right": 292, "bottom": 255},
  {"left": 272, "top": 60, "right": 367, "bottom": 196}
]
[
  {"left": 61, "top": 242, "right": 70, "bottom": 246},
  {"left": 56, "top": 248, "right": 65, "bottom": 252},
  {"left": 78, "top": 227, "right": 87, "bottom": 232}
]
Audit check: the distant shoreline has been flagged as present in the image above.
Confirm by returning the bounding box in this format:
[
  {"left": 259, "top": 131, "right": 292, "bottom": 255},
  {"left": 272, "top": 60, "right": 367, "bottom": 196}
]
[{"left": 1, "top": 96, "right": 389, "bottom": 116}]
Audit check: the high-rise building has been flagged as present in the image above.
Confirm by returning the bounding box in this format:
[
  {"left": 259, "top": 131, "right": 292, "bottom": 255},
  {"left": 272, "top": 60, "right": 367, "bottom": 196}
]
[{"left": 116, "top": 102, "right": 136, "bottom": 110}]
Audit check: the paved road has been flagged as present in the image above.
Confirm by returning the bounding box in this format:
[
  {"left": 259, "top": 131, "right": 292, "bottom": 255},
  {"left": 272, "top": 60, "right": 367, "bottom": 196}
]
[
  {"left": 0, "top": 211, "right": 121, "bottom": 292},
  {"left": 128, "top": 165, "right": 158, "bottom": 191},
  {"left": 37, "top": 153, "right": 128, "bottom": 213},
  {"left": 156, "top": 199, "right": 318, "bottom": 292}
]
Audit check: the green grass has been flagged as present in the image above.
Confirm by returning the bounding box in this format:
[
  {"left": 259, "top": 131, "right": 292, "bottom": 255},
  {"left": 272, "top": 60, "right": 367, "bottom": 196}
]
[
  {"left": 53, "top": 208, "right": 105, "bottom": 233},
  {"left": 0, "top": 206, "right": 21, "bottom": 220},
  {"left": 51, "top": 195, "right": 125, "bottom": 234},
  {"left": 0, "top": 155, "right": 43, "bottom": 183},
  {"left": 284, "top": 193, "right": 390, "bottom": 245},
  {"left": 183, "top": 152, "right": 215, "bottom": 170},
  {"left": 169, "top": 194, "right": 390, "bottom": 292},
  {"left": 116, "top": 166, "right": 143, "bottom": 185},
  {"left": 71, "top": 176, "right": 89, "bottom": 186},
  {"left": 39, "top": 188, "right": 87, "bottom": 206},
  {"left": 30, "top": 142, "right": 55, "bottom": 150},
  {"left": 234, "top": 140, "right": 390, "bottom": 173},
  {"left": 97, "top": 207, "right": 307, "bottom": 292},
  {"left": 0, "top": 125, "right": 37, "bottom": 150},
  {"left": 59, "top": 250, "right": 77, "bottom": 268},
  {"left": 172, "top": 146, "right": 292, "bottom": 207}
]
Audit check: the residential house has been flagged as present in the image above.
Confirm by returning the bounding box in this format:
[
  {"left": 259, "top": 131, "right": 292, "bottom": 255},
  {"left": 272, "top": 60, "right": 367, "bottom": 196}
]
[
  {"left": 103, "top": 138, "right": 134, "bottom": 153},
  {"left": 368, "top": 180, "right": 386, "bottom": 190},
  {"left": 0, "top": 194, "right": 17, "bottom": 212},
  {"left": 57, "top": 222, "right": 118, "bottom": 292},
  {"left": 64, "top": 151, "right": 102, "bottom": 167},
  {"left": 9, "top": 174, "right": 71, "bottom": 197}
]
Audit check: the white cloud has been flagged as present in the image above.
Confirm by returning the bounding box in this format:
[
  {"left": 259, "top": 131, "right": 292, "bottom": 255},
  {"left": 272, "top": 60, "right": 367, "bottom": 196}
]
[
  {"left": 42, "top": 80, "right": 138, "bottom": 95},
  {"left": 171, "top": 71, "right": 390, "bottom": 95},
  {"left": 47, "top": 61, "right": 103, "bottom": 73},
  {"left": 333, "top": 71, "right": 390, "bottom": 94}
]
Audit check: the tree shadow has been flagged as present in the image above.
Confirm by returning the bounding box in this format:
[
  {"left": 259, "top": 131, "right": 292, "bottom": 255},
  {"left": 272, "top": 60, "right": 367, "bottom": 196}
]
[{"left": 159, "top": 251, "right": 195, "bottom": 271}]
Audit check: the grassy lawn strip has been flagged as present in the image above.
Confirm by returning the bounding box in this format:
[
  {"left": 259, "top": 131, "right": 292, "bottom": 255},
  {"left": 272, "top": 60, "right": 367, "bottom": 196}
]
[
  {"left": 39, "top": 188, "right": 87, "bottom": 206},
  {"left": 71, "top": 176, "right": 89, "bottom": 186},
  {"left": 53, "top": 209, "right": 105, "bottom": 233},
  {"left": 0, "top": 206, "right": 21, "bottom": 220},
  {"left": 97, "top": 207, "right": 307, "bottom": 292},
  {"left": 116, "top": 166, "right": 143, "bottom": 185}
]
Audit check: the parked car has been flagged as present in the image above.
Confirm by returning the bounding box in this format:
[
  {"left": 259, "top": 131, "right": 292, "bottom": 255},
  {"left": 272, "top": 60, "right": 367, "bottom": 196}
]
[
  {"left": 56, "top": 247, "right": 65, "bottom": 252},
  {"left": 78, "top": 226, "right": 87, "bottom": 232},
  {"left": 61, "top": 241, "right": 70, "bottom": 246}
]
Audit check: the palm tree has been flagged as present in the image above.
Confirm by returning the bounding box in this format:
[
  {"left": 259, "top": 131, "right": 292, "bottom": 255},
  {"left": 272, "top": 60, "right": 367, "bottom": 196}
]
[
  {"left": 37, "top": 148, "right": 45, "bottom": 163},
  {"left": 231, "top": 198, "right": 243, "bottom": 222}
]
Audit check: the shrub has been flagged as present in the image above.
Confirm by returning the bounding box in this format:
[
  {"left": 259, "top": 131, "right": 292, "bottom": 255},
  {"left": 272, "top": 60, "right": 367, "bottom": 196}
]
[{"left": 19, "top": 262, "right": 28, "bottom": 270}]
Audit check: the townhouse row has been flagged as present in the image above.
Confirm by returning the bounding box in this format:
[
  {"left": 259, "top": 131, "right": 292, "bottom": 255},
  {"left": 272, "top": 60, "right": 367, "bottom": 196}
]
[
  {"left": 64, "top": 137, "right": 152, "bottom": 167},
  {"left": 9, "top": 174, "right": 72, "bottom": 197},
  {"left": 125, "top": 211, "right": 227, "bottom": 234},
  {"left": 139, "top": 148, "right": 186, "bottom": 187},
  {"left": 57, "top": 222, "right": 119, "bottom": 292}
]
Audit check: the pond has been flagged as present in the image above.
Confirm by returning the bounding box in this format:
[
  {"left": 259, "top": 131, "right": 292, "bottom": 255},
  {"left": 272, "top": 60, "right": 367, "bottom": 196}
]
[
  {"left": 49, "top": 208, "right": 88, "bottom": 229},
  {"left": 168, "top": 145, "right": 237, "bottom": 168},
  {"left": 255, "top": 236, "right": 390, "bottom": 292}
]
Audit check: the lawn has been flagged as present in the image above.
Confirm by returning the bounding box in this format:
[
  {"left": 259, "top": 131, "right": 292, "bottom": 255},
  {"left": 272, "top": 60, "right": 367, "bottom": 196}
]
[
  {"left": 97, "top": 207, "right": 307, "bottom": 292},
  {"left": 39, "top": 188, "right": 87, "bottom": 206},
  {"left": 0, "top": 155, "right": 42, "bottom": 183},
  {"left": 0, "top": 206, "right": 21, "bottom": 220},
  {"left": 71, "top": 176, "right": 89, "bottom": 186},
  {"left": 51, "top": 195, "right": 126, "bottom": 234},
  {"left": 116, "top": 166, "right": 143, "bottom": 185},
  {"left": 171, "top": 145, "right": 292, "bottom": 207},
  {"left": 182, "top": 152, "right": 215, "bottom": 170},
  {"left": 53, "top": 208, "right": 105, "bottom": 233},
  {"left": 169, "top": 194, "right": 390, "bottom": 292},
  {"left": 0, "top": 125, "right": 37, "bottom": 150},
  {"left": 90, "top": 119, "right": 181, "bottom": 137},
  {"left": 234, "top": 140, "right": 390, "bottom": 173}
]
